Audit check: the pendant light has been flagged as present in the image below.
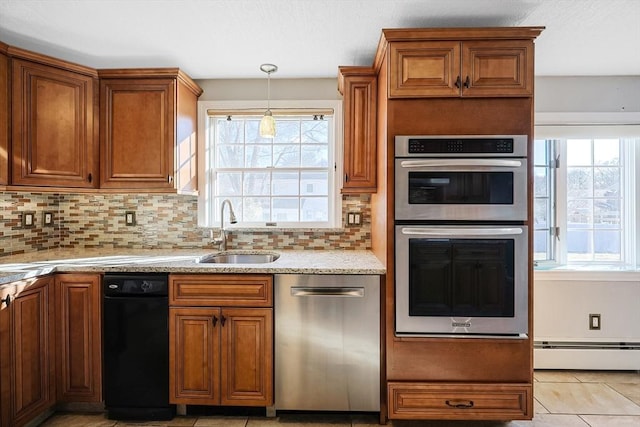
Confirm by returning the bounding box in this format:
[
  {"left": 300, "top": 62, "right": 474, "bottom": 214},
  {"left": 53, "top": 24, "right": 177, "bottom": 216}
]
[{"left": 259, "top": 63, "right": 278, "bottom": 138}]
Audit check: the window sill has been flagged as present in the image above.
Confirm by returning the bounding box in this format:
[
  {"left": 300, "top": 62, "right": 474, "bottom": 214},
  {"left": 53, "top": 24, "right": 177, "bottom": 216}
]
[{"left": 534, "top": 267, "right": 640, "bottom": 282}]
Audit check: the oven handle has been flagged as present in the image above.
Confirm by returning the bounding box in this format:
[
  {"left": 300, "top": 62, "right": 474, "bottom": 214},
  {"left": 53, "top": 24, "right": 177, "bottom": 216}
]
[
  {"left": 400, "top": 159, "right": 523, "bottom": 168},
  {"left": 401, "top": 227, "right": 524, "bottom": 237}
]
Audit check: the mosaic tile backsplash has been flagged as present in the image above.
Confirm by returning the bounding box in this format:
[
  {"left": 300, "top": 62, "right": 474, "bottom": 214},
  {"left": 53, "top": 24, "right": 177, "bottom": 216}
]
[{"left": 0, "top": 192, "right": 371, "bottom": 258}]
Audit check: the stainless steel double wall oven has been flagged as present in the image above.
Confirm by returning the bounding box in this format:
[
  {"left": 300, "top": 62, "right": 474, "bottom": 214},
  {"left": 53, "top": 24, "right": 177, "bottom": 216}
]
[{"left": 394, "top": 135, "right": 529, "bottom": 337}]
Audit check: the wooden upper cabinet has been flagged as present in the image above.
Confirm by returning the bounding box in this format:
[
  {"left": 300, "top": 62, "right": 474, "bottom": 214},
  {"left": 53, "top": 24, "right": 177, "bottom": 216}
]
[
  {"left": 384, "top": 28, "right": 542, "bottom": 98},
  {"left": 0, "top": 42, "right": 9, "bottom": 187},
  {"left": 55, "top": 274, "right": 102, "bottom": 403},
  {"left": 338, "top": 67, "right": 377, "bottom": 193},
  {"left": 10, "top": 50, "right": 99, "bottom": 188},
  {"left": 99, "top": 69, "right": 202, "bottom": 192}
]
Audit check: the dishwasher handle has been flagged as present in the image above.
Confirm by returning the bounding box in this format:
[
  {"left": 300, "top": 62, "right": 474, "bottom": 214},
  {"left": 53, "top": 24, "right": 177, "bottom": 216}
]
[{"left": 290, "top": 287, "right": 365, "bottom": 297}]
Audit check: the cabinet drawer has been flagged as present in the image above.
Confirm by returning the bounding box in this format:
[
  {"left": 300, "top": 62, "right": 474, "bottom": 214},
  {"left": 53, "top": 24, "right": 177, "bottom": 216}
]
[
  {"left": 169, "top": 274, "right": 272, "bottom": 307},
  {"left": 388, "top": 382, "right": 531, "bottom": 420}
]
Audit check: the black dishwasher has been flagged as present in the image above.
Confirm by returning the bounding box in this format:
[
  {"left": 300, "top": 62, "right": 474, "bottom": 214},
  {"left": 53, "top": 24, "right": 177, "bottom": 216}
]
[{"left": 103, "top": 273, "right": 175, "bottom": 420}]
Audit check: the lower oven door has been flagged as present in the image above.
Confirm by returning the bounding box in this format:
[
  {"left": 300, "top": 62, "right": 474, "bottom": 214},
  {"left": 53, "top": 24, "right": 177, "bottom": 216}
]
[{"left": 395, "top": 225, "right": 528, "bottom": 337}]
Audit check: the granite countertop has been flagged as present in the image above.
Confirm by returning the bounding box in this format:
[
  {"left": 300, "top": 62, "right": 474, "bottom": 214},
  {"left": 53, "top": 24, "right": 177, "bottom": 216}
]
[{"left": 0, "top": 248, "right": 386, "bottom": 286}]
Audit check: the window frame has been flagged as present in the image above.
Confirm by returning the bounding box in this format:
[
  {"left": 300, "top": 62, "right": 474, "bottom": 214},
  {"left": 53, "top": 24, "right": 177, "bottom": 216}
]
[
  {"left": 534, "top": 112, "right": 640, "bottom": 268},
  {"left": 197, "top": 99, "right": 343, "bottom": 229}
]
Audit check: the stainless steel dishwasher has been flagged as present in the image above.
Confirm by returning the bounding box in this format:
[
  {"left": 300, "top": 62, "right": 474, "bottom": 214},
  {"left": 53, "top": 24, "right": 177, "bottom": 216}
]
[{"left": 275, "top": 274, "right": 380, "bottom": 412}]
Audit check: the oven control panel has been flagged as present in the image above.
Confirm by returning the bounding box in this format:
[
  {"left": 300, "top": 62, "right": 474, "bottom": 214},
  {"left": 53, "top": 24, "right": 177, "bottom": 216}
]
[{"left": 395, "top": 135, "right": 527, "bottom": 157}]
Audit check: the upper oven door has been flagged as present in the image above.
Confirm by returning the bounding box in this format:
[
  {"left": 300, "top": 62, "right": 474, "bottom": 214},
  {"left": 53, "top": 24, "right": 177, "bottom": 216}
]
[{"left": 395, "top": 157, "right": 528, "bottom": 221}]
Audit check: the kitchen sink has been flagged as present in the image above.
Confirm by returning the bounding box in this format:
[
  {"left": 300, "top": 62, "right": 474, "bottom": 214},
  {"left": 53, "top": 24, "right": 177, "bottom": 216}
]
[{"left": 197, "top": 252, "right": 280, "bottom": 264}]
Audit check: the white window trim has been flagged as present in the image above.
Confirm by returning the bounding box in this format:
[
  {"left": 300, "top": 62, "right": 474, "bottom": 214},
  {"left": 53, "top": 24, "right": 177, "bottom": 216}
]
[{"left": 196, "top": 99, "right": 343, "bottom": 229}]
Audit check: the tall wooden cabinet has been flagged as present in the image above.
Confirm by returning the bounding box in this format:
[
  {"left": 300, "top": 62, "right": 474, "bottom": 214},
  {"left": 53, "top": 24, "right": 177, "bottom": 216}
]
[
  {"left": 54, "top": 274, "right": 102, "bottom": 403},
  {"left": 0, "top": 276, "right": 55, "bottom": 427},
  {"left": 339, "top": 27, "right": 544, "bottom": 422},
  {"left": 98, "top": 69, "right": 202, "bottom": 193},
  {"left": 10, "top": 48, "right": 99, "bottom": 188},
  {"left": 169, "top": 274, "right": 273, "bottom": 407},
  {"left": 338, "top": 67, "right": 377, "bottom": 193}
]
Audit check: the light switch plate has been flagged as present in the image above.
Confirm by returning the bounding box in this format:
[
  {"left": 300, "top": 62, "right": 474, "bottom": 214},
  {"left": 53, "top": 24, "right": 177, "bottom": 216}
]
[
  {"left": 43, "top": 211, "right": 54, "bottom": 227},
  {"left": 125, "top": 211, "right": 136, "bottom": 226},
  {"left": 21, "top": 211, "right": 36, "bottom": 228}
]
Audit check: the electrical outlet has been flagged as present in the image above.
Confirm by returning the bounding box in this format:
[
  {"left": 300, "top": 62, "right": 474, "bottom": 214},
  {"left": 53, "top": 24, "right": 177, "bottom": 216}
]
[
  {"left": 21, "top": 211, "right": 36, "bottom": 228},
  {"left": 43, "top": 211, "right": 54, "bottom": 227},
  {"left": 125, "top": 211, "right": 136, "bottom": 226},
  {"left": 589, "top": 313, "right": 601, "bottom": 330}
]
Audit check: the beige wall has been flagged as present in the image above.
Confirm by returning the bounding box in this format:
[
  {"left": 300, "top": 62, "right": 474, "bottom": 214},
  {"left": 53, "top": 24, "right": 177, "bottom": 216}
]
[{"left": 196, "top": 78, "right": 341, "bottom": 101}]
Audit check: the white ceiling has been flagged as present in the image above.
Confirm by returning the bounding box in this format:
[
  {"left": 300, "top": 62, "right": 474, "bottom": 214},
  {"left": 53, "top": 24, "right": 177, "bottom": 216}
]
[{"left": 0, "top": 0, "right": 639, "bottom": 80}]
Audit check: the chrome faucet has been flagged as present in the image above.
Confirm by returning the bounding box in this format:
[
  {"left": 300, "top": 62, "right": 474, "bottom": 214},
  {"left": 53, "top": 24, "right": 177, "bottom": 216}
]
[{"left": 211, "top": 199, "right": 237, "bottom": 251}]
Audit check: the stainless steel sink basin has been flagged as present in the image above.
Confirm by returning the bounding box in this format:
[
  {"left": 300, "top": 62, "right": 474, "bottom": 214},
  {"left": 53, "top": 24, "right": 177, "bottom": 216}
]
[{"left": 197, "top": 252, "right": 280, "bottom": 264}]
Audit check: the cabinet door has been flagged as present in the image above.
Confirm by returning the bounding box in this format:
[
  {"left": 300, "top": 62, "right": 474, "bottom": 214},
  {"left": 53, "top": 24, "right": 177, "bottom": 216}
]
[
  {"left": 11, "top": 277, "right": 55, "bottom": 426},
  {"left": 100, "top": 78, "right": 175, "bottom": 189},
  {"left": 170, "top": 307, "right": 220, "bottom": 404},
  {"left": 0, "top": 47, "right": 8, "bottom": 187},
  {"left": 341, "top": 70, "right": 377, "bottom": 193},
  {"left": 220, "top": 308, "right": 273, "bottom": 406},
  {"left": 11, "top": 59, "right": 98, "bottom": 188},
  {"left": 461, "top": 40, "right": 534, "bottom": 97},
  {"left": 55, "top": 274, "right": 101, "bottom": 402},
  {"left": 389, "top": 41, "right": 461, "bottom": 98},
  {"left": 0, "top": 285, "right": 15, "bottom": 427}
]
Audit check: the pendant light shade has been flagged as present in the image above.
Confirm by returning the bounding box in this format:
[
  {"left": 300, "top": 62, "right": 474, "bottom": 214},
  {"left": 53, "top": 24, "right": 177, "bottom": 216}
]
[{"left": 259, "top": 63, "right": 278, "bottom": 138}]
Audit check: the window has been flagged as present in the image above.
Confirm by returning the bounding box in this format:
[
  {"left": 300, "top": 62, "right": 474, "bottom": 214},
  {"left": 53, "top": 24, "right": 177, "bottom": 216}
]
[
  {"left": 533, "top": 136, "right": 638, "bottom": 266},
  {"left": 198, "top": 100, "right": 342, "bottom": 229}
]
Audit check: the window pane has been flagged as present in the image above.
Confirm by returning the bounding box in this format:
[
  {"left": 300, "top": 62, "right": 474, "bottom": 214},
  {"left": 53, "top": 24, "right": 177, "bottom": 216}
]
[
  {"left": 245, "top": 145, "right": 272, "bottom": 168},
  {"left": 217, "top": 145, "right": 244, "bottom": 168},
  {"left": 594, "top": 201, "right": 620, "bottom": 227},
  {"left": 301, "top": 145, "right": 328, "bottom": 167},
  {"left": 272, "top": 173, "right": 299, "bottom": 196},
  {"left": 533, "top": 139, "right": 548, "bottom": 165},
  {"left": 301, "top": 197, "right": 328, "bottom": 221},
  {"left": 217, "top": 119, "right": 243, "bottom": 144},
  {"left": 301, "top": 172, "right": 328, "bottom": 195},
  {"left": 534, "top": 199, "right": 549, "bottom": 228},
  {"left": 567, "top": 139, "right": 592, "bottom": 166},
  {"left": 244, "top": 172, "right": 270, "bottom": 195},
  {"left": 594, "top": 167, "right": 620, "bottom": 197},
  {"left": 594, "top": 139, "right": 619, "bottom": 165},
  {"left": 273, "top": 198, "right": 299, "bottom": 221},
  {"left": 567, "top": 167, "right": 593, "bottom": 198},
  {"left": 302, "top": 120, "right": 329, "bottom": 144},
  {"left": 274, "top": 121, "right": 300, "bottom": 144},
  {"left": 533, "top": 230, "right": 549, "bottom": 261},
  {"left": 594, "top": 229, "right": 621, "bottom": 261},
  {"left": 567, "top": 228, "right": 592, "bottom": 261},
  {"left": 274, "top": 145, "right": 300, "bottom": 167},
  {"left": 567, "top": 199, "right": 593, "bottom": 225},
  {"left": 243, "top": 197, "right": 270, "bottom": 221},
  {"left": 217, "top": 172, "right": 242, "bottom": 196},
  {"left": 245, "top": 120, "right": 268, "bottom": 143},
  {"left": 534, "top": 166, "right": 549, "bottom": 197}
]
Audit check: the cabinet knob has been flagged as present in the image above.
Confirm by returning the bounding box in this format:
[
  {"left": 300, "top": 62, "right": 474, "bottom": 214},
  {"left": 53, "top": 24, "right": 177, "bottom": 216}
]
[
  {"left": 212, "top": 315, "right": 218, "bottom": 326},
  {"left": 220, "top": 314, "right": 226, "bottom": 327},
  {"left": 1, "top": 295, "right": 10, "bottom": 307},
  {"left": 168, "top": 175, "right": 173, "bottom": 184},
  {"left": 88, "top": 173, "right": 93, "bottom": 183},
  {"left": 455, "top": 76, "right": 461, "bottom": 88},
  {"left": 463, "top": 76, "right": 470, "bottom": 89},
  {"left": 345, "top": 174, "right": 349, "bottom": 183}
]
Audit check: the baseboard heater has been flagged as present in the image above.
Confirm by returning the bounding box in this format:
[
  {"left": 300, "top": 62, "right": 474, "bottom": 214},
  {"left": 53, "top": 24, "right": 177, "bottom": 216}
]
[{"left": 534, "top": 341, "right": 640, "bottom": 350}]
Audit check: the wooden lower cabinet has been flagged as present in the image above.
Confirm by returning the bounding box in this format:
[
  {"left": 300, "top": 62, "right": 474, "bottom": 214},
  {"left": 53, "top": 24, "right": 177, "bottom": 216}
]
[
  {"left": 388, "top": 382, "right": 532, "bottom": 420},
  {"left": 55, "top": 274, "right": 102, "bottom": 402},
  {"left": 169, "top": 274, "right": 274, "bottom": 407},
  {"left": 0, "top": 276, "right": 55, "bottom": 427}
]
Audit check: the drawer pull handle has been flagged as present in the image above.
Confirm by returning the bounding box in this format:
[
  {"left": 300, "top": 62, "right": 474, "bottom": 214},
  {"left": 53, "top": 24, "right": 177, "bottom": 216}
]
[
  {"left": 1, "top": 295, "right": 10, "bottom": 307},
  {"left": 446, "top": 400, "right": 474, "bottom": 409},
  {"left": 220, "top": 314, "right": 226, "bottom": 327},
  {"left": 454, "top": 75, "right": 461, "bottom": 88},
  {"left": 212, "top": 315, "right": 218, "bottom": 327}
]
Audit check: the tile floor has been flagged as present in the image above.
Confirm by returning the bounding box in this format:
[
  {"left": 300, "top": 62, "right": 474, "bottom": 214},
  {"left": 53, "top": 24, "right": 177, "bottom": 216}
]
[{"left": 40, "top": 371, "right": 640, "bottom": 427}]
